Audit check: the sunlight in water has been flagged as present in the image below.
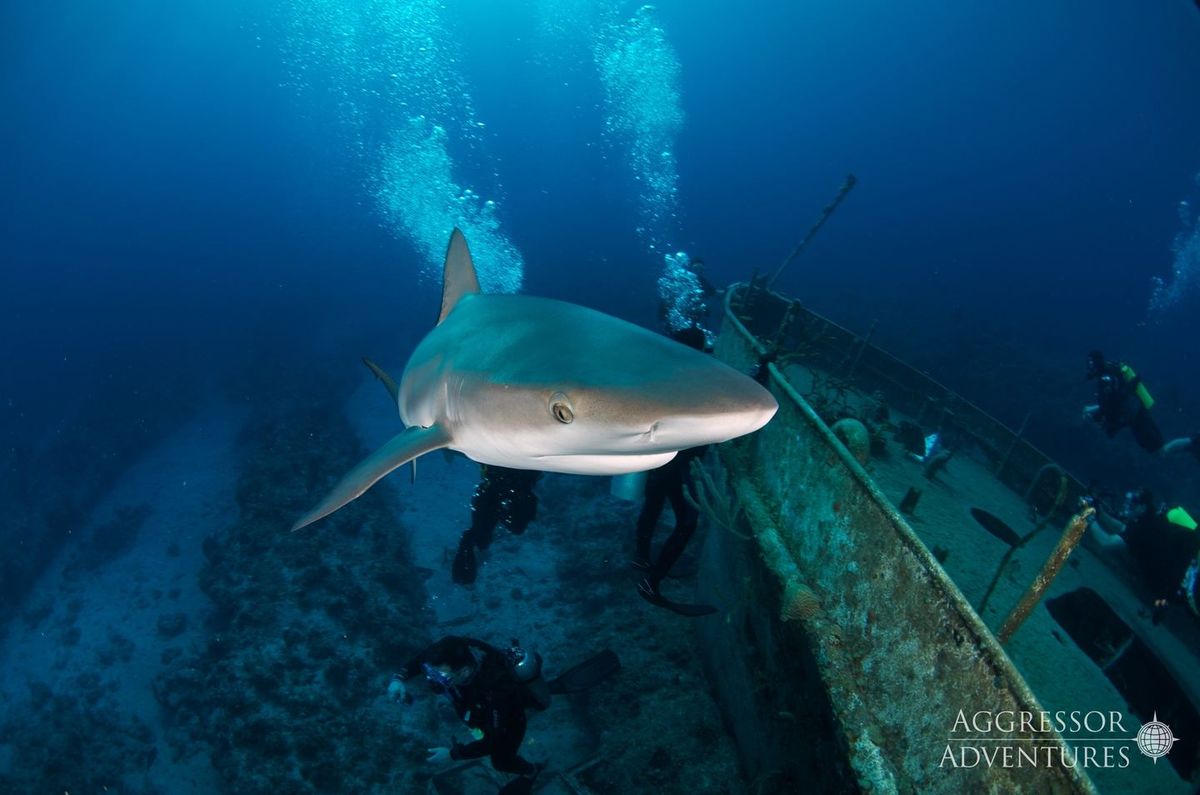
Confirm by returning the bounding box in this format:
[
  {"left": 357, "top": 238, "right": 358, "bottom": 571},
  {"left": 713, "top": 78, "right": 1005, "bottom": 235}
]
[
  {"left": 280, "top": 0, "right": 525, "bottom": 292},
  {"left": 1150, "top": 188, "right": 1200, "bottom": 317},
  {"left": 537, "top": 1, "right": 686, "bottom": 258},
  {"left": 594, "top": 4, "right": 685, "bottom": 256},
  {"left": 374, "top": 117, "right": 524, "bottom": 294}
]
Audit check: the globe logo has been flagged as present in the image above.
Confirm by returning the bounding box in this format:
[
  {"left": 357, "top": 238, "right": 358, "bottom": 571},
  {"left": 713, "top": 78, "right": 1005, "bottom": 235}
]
[{"left": 1135, "top": 714, "right": 1178, "bottom": 763}]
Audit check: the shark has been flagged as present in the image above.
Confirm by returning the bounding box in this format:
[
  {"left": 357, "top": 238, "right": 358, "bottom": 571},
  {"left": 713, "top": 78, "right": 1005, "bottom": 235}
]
[{"left": 292, "top": 229, "right": 778, "bottom": 531}]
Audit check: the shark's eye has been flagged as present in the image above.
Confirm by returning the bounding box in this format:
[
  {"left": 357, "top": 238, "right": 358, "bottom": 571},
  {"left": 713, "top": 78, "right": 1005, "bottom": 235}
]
[{"left": 549, "top": 392, "right": 574, "bottom": 424}]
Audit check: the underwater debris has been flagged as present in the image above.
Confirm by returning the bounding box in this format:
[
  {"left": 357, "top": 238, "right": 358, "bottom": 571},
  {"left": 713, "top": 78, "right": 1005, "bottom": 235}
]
[
  {"left": 1023, "top": 463, "right": 1068, "bottom": 516},
  {"left": 893, "top": 420, "right": 927, "bottom": 458},
  {"left": 802, "top": 368, "right": 856, "bottom": 426},
  {"left": 977, "top": 471, "right": 1069, "bottom": 614},
  {"left": 686, "top": 457, "right": 748, "bottom": 539},
  {"left": 831, "top": 417, "right": 870, "bottom": 466},
  {"left": 997, "top": 502, "right": 1095, "bottom": 643},
  {"left": 780, "top": 579, "right": 822, "bottom": 624},
  {"left": 970, "top": 507, "right": 1021, "bottom": 548},
  {"left": 921, "top": 448, "right": 953, "bottom": 481}
]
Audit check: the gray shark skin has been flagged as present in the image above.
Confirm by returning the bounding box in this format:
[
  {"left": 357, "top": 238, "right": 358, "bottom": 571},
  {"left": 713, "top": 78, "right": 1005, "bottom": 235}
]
[{"left": 292, "top": 229, "right": 777, "bottom": 531}]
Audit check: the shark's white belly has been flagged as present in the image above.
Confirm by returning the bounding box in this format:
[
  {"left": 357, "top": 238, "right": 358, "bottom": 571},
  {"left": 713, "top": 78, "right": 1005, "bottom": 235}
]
[{"left": 451, "top": 440, "right": 676, "bottom": 475}]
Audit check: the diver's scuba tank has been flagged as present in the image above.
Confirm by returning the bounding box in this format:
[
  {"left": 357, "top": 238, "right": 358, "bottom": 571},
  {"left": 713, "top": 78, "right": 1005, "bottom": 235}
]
[
  {"left": 1118, "top": 363, "right": 1154, "bottom": 410},
  {"left": 505, "top": 641, "right": 542, "bottom": 682},
  {"left": 1163, "top": 508, "right": 1200, "bottom": 618},
  {"left": 505, "top": 640, "right": 551, "bottom": 710},
  {"left": 1166, "top": 506, "right": 1198, "bottom": 531}
]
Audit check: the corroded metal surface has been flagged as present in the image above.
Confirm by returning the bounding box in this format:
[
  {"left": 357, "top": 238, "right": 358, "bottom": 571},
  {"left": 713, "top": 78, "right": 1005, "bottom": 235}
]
[{"left": 696, "top": 290, "right": 1096, "bottom": 793}]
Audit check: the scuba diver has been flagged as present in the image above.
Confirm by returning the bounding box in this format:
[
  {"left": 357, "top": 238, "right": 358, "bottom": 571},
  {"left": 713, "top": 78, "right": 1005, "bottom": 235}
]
[
  {"left": 682, "top": 257, "right": 723, "bottom": 318},
  {"left": 452, "top": 466, "right": 542, "bottom": 585},
  {"left": 750, "top": 347, "right": 778, "bottom": 386},
  {"left": 657, "top": 252, "right": 720, "bottom": 349},
  {"left": 633, "top": 326, "right": 718, "bottom": 617},
  {"left": 391, "top": 635, "right": 620, "bottom": 795},
  {"left": 1088, "top": 488, "right": 1200, "bottom": 625},
  {"left": 1082, "top": 350, "right": 1199, "bottom": 459}
]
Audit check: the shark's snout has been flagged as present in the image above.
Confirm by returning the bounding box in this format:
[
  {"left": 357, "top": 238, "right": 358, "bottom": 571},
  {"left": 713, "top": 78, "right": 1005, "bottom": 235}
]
[
  {"left": 644, "top": 373, "right": 778, "bottom": 449},
  {"left": 740, "top": 388, "right": 780, "bottom": 433},
  {"left": 653, "top": 403, "right": 776, "bottom": 448}
]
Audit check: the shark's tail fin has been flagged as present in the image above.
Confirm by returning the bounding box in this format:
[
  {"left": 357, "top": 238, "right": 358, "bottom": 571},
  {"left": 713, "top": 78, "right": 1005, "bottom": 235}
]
[{"left": 291, "top": 424, "right": 451, "bottom": 531}]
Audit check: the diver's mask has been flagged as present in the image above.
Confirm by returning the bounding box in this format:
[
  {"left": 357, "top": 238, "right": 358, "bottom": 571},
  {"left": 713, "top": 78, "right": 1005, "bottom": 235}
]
[
  {"left": 422, "top": 663, "right": 461, "bottom": 699},
  {"left": 1120, "top": 490, "right": 1151, "bottom": 522}
]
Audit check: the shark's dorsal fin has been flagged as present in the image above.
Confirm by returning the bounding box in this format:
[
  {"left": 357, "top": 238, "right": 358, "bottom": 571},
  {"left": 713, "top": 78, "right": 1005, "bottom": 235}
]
[{"left": 438, "top": 228, "right": 480, "bottom": 325}]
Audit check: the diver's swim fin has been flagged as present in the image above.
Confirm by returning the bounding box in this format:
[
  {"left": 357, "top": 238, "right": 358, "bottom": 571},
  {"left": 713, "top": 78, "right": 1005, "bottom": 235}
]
[
  {"left": 664, "top": 559, "right": 698, "bottom": 580},
  {"left": 548, "top": 650, "right": 620, "bottom": 695},
  {"left": 497, "top": 763, "right": 543, "bottom": 795},
  {"left": 498, "top": 778, "right": 533, "bottom": 795},
  {"left": 638, "top": 581, "right": 718, "bottom": 617},
  {"left": 657, "top": 597, "right": 719, "bottom": 618}
]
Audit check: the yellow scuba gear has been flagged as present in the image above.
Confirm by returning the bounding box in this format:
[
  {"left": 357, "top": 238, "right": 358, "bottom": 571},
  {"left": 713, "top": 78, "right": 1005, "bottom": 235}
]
[
  {"left": 1118, "top": 363, "right": 1154, "bottom": 410},
  {"left": 1166, "top": 506, "right": 1198, "bottom": 532}
]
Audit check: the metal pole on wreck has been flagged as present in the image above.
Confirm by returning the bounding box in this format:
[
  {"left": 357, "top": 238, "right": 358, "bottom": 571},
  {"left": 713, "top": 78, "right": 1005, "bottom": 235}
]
[{"left": 766, "top": 173, "right": 858, "bottom": 289}]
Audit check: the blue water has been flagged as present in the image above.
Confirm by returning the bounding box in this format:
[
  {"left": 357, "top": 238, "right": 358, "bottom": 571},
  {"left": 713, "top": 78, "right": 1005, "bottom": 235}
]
[
  {"left": 3, "top": 1, "right": 1200, "bottom": 792},
  {"left": 5, "top": 2, "right": 1200, "bottom": 437}
]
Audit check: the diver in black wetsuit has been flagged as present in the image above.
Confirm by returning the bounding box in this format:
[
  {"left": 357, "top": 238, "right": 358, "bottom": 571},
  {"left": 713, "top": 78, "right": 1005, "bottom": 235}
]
[
  {"left": 633, "top": 326, "right": 711, "bottom": 610},
  {"left": 634, "top": 445, "right": 707, "bottom": 600},
  {"left": 1089, "top": 489, "right": 1200, "bottom": 624},
  {"left": 391, "top": 636, "right": 619, "bottom": 795},
  {"left": 394, "top": 636, "right": 546, "bottom": 792},
  {"left": 1082, "top": 350, "right": 1199, "bottom": 460},
  {"left": 452, "top": 466, "right": 542, "bottom": 585},
  {"left": 657, "top": 256, "right": 722, "bottom": 334}
]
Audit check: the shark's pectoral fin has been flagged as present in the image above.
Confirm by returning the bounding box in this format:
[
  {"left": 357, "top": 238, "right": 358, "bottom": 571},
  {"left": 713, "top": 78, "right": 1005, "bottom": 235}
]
[
  {"left": 291, "top": 425, "right": 451, "bottom": 531},
  {"left": 362, "top": 357, "right": 400, "bottom": 405}
]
